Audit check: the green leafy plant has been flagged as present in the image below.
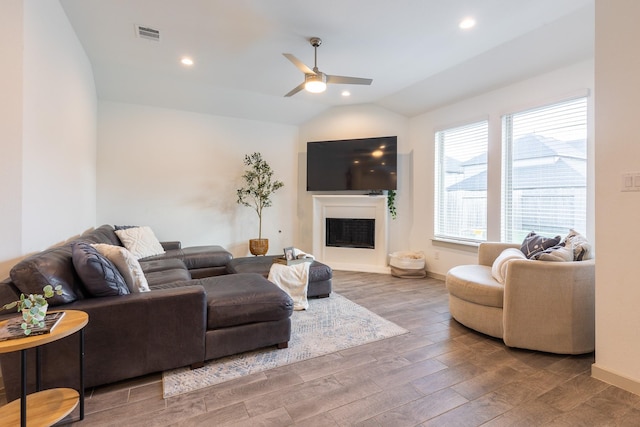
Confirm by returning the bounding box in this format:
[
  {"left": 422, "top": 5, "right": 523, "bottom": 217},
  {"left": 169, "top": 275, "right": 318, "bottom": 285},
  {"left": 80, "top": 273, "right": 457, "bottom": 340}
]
[
  {"left": 236, "top": 152, "right": 284, "bottom": 240},
  {"left": 2, "top": 285, "right": 63, "bottom": 335},
  {"left": 387, "top": 189, "right": 398, "bottom": 220}
]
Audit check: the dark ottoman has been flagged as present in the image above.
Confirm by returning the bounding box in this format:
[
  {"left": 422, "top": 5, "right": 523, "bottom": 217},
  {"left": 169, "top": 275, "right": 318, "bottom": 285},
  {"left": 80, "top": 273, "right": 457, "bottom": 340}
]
[
  {"left": 195, "top": 273, "right": 294, "bottom": 360},
  {"left": 226, "top": 256, "right": 333, "bottom": 298}
]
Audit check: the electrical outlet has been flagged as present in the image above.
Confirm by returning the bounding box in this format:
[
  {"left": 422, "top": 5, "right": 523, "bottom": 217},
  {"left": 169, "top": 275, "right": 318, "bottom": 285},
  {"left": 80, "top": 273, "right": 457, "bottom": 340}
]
[{"left": 434, "top": 251, "right": 440, "bottom": 260}]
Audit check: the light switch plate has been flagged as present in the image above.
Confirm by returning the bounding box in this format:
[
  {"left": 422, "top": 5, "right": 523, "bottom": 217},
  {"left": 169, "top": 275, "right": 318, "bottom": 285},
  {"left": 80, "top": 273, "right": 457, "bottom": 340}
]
[{"left": 622, "top": 173, "right": 640, "bottom": 191}]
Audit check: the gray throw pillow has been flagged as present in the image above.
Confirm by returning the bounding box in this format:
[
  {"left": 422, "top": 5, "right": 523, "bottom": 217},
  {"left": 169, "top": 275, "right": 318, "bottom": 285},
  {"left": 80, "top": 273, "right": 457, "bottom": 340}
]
[
  {"left": 72, "top": 241, "right": 130, "bottom": 297},
  {"left": 532, "top": 242, "right": 574, "bottom": 262},
  {"left": 520, "top": 231, "right": 562, "bottom": 259}
]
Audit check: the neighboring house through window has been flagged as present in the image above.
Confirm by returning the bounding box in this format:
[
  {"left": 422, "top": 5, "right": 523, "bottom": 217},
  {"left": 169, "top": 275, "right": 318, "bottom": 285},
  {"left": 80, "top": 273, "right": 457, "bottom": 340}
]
[
  {"left": 434, "top": 96, "right": 587, "bottom": 244},
  {"left": 502, "top": 97, "right": 588, "bottom": 242}
]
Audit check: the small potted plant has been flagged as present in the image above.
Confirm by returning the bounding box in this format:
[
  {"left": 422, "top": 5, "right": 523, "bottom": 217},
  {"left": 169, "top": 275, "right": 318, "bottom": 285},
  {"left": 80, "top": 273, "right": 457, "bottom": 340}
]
[
  {"left": 2, "top": 285, "right": 63, "bottom": 335},
  {"left": 236, "top": 152, "right": 284, "bottom": 256}
]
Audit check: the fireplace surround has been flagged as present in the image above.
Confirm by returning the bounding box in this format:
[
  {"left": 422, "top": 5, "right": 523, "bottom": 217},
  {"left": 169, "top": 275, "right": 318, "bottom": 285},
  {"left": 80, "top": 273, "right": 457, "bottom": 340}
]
[{"left": 312, "top": 195, "right": 389, "bottom": 273}]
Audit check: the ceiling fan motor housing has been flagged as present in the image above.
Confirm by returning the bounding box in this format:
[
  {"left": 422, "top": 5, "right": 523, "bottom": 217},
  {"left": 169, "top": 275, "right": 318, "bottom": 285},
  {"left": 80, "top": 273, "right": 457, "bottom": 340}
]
[{"left": 305, "top": 72, "right": 326, "bottom": 84}]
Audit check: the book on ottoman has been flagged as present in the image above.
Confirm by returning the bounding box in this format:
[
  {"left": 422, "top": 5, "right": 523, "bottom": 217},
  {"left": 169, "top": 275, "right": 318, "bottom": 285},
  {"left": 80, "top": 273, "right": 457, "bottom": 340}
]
[{"left": 272, "top": 257, "right": 312, "bottom": 266}]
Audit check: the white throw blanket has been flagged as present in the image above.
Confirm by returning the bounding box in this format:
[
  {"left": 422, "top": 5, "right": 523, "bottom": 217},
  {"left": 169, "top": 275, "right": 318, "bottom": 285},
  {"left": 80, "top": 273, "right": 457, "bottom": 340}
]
[{"left": 268, "top": 261, "right": 311, "bottom": 310}]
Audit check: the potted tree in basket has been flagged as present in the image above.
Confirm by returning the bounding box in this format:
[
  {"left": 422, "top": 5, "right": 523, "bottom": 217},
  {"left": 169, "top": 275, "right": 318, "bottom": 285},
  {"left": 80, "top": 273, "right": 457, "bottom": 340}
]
[{"left": 236, "top": 152, "right": 284, "bottom": 256}]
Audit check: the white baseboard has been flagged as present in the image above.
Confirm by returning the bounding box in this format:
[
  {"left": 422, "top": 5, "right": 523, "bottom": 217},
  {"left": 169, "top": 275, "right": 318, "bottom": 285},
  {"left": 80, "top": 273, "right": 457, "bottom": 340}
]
[
  {"left": 592, "top": 363, "right": 640, "bottom": 396},
  {"left": 331, "top": 263, "right": 391, "bottom": 274}
]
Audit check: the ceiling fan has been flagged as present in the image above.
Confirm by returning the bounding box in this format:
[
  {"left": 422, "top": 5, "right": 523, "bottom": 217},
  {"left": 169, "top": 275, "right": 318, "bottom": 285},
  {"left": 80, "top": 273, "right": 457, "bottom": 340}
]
[{"left": 283, "top": 37, "right": 373, "bottom": 97}]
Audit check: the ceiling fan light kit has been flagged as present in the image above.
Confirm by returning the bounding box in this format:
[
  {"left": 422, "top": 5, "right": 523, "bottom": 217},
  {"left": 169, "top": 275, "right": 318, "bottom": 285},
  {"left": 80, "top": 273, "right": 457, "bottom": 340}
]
[
  {"left": 283, "top": 37, "right": 372, "bottom": 97},
  {"left": 305, "top": 72, "right": 327, "bottom": 93}
]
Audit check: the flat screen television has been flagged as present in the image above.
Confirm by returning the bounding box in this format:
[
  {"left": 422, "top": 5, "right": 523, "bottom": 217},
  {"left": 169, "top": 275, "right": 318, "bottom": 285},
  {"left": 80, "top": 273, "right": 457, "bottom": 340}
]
[{"left": 307, "top": 136, "right": 397, "bottom": 191}]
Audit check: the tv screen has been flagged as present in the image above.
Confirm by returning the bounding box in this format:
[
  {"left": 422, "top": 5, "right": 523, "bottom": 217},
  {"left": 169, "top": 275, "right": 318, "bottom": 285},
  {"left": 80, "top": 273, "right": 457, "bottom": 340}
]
[{"left": 307, "top": 136, "right": 397, "bottom": 191}]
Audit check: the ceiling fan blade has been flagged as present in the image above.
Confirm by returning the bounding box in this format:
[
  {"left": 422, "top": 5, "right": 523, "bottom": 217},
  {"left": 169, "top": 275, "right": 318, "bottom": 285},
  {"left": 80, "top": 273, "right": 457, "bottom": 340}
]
[
  {"left": 326, "top": 75, "right": 373, "bottom": 85},
  {"left": 283, "top": 53, "right": 315, "bottom": 75},
  {"left": 284, "top": 82, "right": 306, "bottom": 97}
]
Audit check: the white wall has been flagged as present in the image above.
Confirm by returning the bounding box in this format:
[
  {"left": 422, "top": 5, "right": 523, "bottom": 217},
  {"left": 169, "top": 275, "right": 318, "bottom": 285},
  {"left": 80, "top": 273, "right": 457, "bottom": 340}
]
[
  {"left": 0, "top": 0, "right": 97, "bottom": 278},
  {"left": 297, "top": 104, "right": 411, "bottom": 258},
  {"left": 408, "top": 60, "right": 595, "bottom": 277},
  {"left": 592, "top": 0, "right": 640, "bottom": 395},
  {"left": 0, "top": 1, "right": 24, "bottom": 278},
  {"left": 97, "top": 101, "right": 298, "bottom": 257},
  {"left": 21, "top": 0, "right": 97, "bottom": 252}
]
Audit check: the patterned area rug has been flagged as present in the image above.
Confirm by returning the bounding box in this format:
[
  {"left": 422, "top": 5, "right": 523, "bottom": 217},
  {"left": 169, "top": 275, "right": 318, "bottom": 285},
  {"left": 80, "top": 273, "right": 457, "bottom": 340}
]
[{"left": 162, "top": 292, "right": 408, "bottom": 398}]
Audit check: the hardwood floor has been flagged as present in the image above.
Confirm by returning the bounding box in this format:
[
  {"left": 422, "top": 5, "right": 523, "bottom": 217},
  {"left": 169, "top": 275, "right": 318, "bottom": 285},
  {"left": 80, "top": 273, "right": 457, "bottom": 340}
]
[{"left": 4, "top": 270, "right": 640, "bottom": 426}]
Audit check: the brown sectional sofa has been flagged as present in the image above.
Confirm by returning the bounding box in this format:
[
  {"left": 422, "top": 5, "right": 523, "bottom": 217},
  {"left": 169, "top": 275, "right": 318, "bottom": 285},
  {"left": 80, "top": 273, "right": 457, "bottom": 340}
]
[{"left": 0, "top": 225, "right": 295, "bottom": 401}]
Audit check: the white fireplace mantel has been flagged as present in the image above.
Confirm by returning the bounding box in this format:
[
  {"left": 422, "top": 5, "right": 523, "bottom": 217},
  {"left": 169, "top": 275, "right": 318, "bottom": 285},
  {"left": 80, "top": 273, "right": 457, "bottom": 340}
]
[{"left": 312, "top": 195, "right": 389, "bottom": 273}]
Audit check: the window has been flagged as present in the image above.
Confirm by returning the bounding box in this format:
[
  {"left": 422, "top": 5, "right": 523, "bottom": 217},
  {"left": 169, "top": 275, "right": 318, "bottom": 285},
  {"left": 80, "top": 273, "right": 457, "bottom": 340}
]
[
  {"left": 502, "top": 97, "right": 587, "bottom": 242},
  {"left": 435, "top": 121, "right": 488, "bottom": 242}
]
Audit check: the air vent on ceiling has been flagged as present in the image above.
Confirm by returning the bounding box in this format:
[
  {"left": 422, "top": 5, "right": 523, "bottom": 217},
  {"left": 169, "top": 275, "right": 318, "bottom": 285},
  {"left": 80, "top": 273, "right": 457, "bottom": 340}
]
[{"left": 135, "top": 24, "right": 160, "bottom": 41}]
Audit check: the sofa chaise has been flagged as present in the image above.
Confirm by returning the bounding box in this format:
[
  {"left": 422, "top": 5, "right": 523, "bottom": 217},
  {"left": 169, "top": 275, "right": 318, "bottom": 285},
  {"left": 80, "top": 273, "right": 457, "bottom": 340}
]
[{"left": 0, "top": 225, "right": 294, "bottom": 401}]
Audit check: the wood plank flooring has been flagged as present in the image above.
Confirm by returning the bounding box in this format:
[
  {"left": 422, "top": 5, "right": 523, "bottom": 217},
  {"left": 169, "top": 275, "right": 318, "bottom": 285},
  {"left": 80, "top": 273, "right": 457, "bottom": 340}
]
[{"left": 3, "top": 271, "right": 640, "bottom": 426}]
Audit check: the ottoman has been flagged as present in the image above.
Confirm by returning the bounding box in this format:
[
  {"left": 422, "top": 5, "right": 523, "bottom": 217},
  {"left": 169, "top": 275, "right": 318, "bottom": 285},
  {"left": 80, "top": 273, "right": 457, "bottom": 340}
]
[
  {"left": 226, "top": 256, "right": 333, "bottom": 298},
  {"left": 194, "top": 273, "right": 294, "bottom": 361}
]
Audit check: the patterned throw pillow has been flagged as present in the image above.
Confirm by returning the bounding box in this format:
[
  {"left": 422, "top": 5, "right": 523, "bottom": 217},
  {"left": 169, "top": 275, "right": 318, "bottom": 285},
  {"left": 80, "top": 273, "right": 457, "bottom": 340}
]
[
  {"left": 563, "top": 229, "right": 592, "bottom": 261},
  {"left": 520, "top": 231, "right": 561, "bottom": 259},
  {"left": 72, "top": 242, "right": 130, "bottom": 297},
  {"left": 532, "top": 243, "right": 574, "bottom": 262},
  {"left": 92, "top": 244, "right": 150, "bottom": 293},
  {"left": 114, "top": 226, "right": 165, "bottom": 259}
]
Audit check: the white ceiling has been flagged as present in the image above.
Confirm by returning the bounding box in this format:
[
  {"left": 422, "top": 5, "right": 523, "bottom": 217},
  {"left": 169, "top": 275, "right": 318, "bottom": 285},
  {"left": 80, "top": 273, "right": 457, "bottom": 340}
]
[{"left": 59, "top": 0, "right": 594, "bottom": 125}]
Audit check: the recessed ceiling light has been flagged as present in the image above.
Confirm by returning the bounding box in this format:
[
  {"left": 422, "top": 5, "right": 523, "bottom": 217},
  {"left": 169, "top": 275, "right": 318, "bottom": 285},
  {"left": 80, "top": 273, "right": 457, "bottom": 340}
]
[
  {"left": 181, "top": 57, "right": 194, "bottom": 66},
  {"left": 459, "top": 17, "right": 476, "bottom": 30},
  {"left": 341, "top": 91, "right": 351, "bottom": 97}
]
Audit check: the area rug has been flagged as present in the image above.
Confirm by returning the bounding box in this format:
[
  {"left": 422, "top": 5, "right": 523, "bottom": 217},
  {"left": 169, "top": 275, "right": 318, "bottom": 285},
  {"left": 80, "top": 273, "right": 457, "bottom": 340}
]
[{"left": 162, "top": 292, "right": 408, "bottom": 398}]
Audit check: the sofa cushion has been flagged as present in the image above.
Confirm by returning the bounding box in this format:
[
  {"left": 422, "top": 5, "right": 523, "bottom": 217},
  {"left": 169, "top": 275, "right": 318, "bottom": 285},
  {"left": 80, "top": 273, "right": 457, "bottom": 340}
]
[
  {"left": 145, "top": 269, "right": 192, "bottom": 287},
  {"left": 142, "top": 246, "right": 232, "bottom": 270},
  {"left": 491, "top": 248, "right": 526, "bottom": 284},
  {"left": 115, "top": 226, "right": 165, "bottom": 259},
  {"left": 446, "top": 265, "right": 504, "bottom": 308},
  {"left": 10, "top": 247, "right": 83, "bottom": 306},
  {"left": 140, "top": 258, "right": 188, "bottom": 274},
  {"left": 520, "top": 232, "right": 561, "bottom": 259},
  {"left": 72, "top": 242, "right": 130, "bottom": 297},
  {"left": 92, "top": 244, "right": 150, "bottom": 293},
  {"left": 79, "top": 225, "right": 123, "bottom": 246}
]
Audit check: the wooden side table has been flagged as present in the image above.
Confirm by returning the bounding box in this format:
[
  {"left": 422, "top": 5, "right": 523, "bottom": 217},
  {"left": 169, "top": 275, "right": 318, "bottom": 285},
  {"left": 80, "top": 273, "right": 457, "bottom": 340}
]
[{"left": 0, "top": 310, "right": 88, "bottom": 427}]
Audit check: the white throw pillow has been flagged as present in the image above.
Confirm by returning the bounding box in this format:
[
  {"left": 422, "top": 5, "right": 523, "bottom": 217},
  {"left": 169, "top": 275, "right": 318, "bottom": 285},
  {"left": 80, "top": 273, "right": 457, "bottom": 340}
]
[
  {"left": 491, "top": 248, "right": 527, "bottom": 284},
  {"left": 115, "top": 226, "right": 165, "bottom": 260},
  {"left": 92, "top": 243, "right": 150, "bottom": 292}
]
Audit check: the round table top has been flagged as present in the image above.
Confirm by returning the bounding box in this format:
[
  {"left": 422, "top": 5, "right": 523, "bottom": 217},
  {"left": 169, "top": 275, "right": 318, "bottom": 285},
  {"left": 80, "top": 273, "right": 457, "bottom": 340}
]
[{"left": 0, "top": 310, "right": 88, "bottom": 354}]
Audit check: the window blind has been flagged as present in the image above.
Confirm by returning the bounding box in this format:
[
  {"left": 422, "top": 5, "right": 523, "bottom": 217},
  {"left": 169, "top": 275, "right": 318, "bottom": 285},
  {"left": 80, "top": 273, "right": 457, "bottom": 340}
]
[
  {"left": 502, "top": 97, "right": 587, "bottom": 242},
  {"left": 435, "top": 121, "right": 488, "bottom": 242}
]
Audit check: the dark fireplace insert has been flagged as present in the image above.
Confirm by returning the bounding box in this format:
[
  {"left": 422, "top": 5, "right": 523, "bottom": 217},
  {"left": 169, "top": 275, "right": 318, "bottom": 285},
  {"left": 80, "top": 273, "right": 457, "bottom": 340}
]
[{"left": 325, "top": 218, "right": 375, "bottom": 249}]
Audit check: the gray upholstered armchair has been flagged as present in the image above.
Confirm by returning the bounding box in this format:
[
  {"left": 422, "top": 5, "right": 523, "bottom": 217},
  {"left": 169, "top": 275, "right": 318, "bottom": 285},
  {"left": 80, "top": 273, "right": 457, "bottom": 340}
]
[{"left": 445, "top": 242, "right": 595, "bottom": 354}]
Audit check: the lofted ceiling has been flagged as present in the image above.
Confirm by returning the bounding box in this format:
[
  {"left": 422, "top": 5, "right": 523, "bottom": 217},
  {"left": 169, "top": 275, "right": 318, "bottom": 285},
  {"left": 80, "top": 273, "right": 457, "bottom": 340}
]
[{"left": 59, "top": 0, "right": 594, "bottom": 126}]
